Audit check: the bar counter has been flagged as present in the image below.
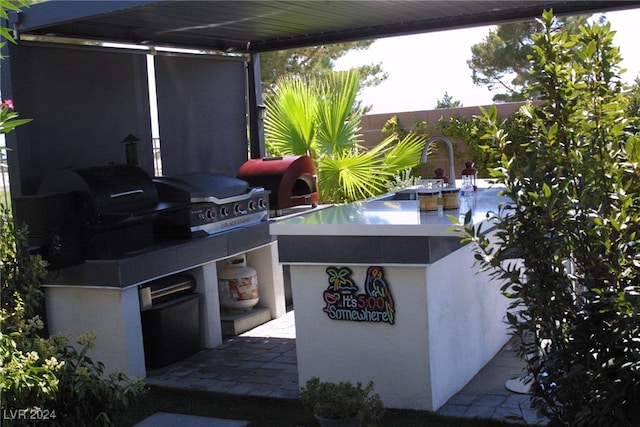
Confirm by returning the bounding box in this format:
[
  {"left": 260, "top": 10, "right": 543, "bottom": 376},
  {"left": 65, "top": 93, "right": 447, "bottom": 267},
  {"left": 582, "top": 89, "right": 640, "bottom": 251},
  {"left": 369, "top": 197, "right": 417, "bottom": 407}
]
[
  {"left": 270, "top": 186, "right": 512, "bottom": 411},
  {"left": 271, "top": 186, "right": 507, "bottom": 237}
]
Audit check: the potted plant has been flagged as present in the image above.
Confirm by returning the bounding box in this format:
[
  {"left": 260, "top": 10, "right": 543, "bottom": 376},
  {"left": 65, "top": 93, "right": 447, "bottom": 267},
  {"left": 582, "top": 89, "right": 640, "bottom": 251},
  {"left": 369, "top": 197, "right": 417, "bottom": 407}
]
[{"left": 299, "top": 377, "right": 384, "bottom": 427}]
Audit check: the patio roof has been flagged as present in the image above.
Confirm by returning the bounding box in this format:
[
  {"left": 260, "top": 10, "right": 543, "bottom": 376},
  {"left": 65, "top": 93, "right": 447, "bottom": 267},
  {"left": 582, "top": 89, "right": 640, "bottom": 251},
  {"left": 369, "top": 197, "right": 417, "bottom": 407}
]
[{"left": 13, "top": 1, "right": 640, "bottom": 53}]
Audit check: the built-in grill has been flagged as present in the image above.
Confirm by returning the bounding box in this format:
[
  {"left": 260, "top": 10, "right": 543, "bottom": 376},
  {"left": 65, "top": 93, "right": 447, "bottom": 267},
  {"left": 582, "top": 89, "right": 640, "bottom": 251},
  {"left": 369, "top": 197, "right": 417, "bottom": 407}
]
[
  {"left": 14, "top": 164, "right": 162, "bottom": 268},
  {"left": 139, "top": 274, "right": 201, "bottom": 368},
  {"left": 152, "top": 172, "right": 269, "bottom": 238},
  {"left": 13, "top": 156, "right": 273, "bottom": 269},
  {"left": 236, "top": 155, "right": 318, "bottom": 213}
]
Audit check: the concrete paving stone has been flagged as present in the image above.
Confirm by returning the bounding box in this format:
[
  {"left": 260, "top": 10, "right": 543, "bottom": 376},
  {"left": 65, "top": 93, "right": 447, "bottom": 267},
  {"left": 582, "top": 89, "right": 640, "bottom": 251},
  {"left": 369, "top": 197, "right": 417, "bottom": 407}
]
[
  {"left": 180, "top": 378, "right": 217, "bottom": 389},
  {"left": 463, "top": 381, "right": 503, "bottom": 395},
  {"left": 478, "top": 364, "right": 521, "bottom": 381},
  {"left": 194, "top": 355, "right": 225, "bottom": 364},
  {"left": 235, "top": 366, "right": 269, "bottom": 375},
  {"left": 282, "top": 381, "right": 300, "bottom": 391},
  {"left": 492, "top": 349, "right": 526, "bottom": 364},
  {"left": 503, "top": 393, "right": 532, "bottom": 408},
  {"left": 249, "top": 351, "right": 283, "bottom": 362},
  {"left": 202, "top": 380, "right": 238, "bottom": 393},
  {"left": 473, "top": 393, "right": 508, "bottom": 407},
  {"left": 193, "top": 362, "right": 222, "bottom": 369},
  {"left": 212, "top": 373, "right": 243, "bottom": 382},
  {"left": 262, "top": 361, "right": 299, "bottom": 371},
  {"left": 277, "top": 356, "right": 298, "bottom": 365},
  {"left": 145, "top": 310, "right": 538, "bottom": 425},
  {"left": 239, "top": 369, "right": 280, "bottom": 378},
  {"left": 241, "top": 338, "right": 280, "bottom": 347},
  {"left": 495, "top": 357, "right": 527, "bottom": 371},
  {"left": 230, "top": 360, "right": 265, "bottom": 370},
  {"left": 191, "top": 370, "right": 220, "bottom": 380},
  {"left": 444, "top": 393, "right": 478, "bottom": 406},
  {"left": 198, "top": 362, "right": 237, "bottom": 373},
  {"left": 283, "top": 367, "right": 299, "bottom": 375},
  {"left": 233, "top": 342, "right": 274, "bottom": 352},
  {"left": 227, "top": 382, "right": 260, "bottom": 395},
  {"left": 199, "top": 357, "right": 241, "bottom": 368}
]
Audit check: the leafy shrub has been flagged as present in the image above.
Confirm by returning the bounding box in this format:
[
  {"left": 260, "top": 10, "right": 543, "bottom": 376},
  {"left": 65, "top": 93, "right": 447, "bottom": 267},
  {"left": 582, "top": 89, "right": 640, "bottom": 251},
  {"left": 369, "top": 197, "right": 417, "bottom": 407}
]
[
  {"left": 1, "top": 207, "right": 146, "bottom": 426},
  {"left": 460, "top": 11, "right": 640, "bottom": 426},
  {"left": 300, "top": 377, "right": 384, "bottom": 425}
]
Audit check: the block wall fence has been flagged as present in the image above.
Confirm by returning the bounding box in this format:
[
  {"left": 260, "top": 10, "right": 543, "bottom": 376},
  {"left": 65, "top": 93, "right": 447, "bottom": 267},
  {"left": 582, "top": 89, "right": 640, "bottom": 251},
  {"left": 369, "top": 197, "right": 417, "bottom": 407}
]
[{"left": 359, "top": 102, "right": 529, "bottom": 180}]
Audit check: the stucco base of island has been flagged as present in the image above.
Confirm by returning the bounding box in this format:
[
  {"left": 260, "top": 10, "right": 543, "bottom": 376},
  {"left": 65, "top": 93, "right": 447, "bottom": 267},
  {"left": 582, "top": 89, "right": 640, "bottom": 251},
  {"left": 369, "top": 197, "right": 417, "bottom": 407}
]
[
  {"left": 42, "top": 227, "right": 285, "bottom": 379},
  {"left": 283, "top": 242, "right": 509, "bottom": 411}
]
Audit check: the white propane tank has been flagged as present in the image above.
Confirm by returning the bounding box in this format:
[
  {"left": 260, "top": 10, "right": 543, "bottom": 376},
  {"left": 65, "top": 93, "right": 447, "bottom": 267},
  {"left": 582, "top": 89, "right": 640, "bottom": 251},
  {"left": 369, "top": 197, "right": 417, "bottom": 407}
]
[{"left": 218, "top": 254, "right": 259, "bottom": 312}]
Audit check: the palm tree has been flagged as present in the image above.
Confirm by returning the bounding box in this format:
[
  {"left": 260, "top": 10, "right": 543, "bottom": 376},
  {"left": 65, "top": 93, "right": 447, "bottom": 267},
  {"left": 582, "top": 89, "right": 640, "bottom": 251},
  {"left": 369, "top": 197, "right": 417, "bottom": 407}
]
[{"left": 264, "top": 70, "right": 426, "bottom": 203}]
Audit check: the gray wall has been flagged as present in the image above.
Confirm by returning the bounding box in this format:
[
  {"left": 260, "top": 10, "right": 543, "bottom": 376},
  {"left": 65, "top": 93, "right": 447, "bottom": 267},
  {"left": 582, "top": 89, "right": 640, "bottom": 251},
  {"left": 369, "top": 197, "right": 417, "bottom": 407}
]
[
  {"left": 5, "top": 44, "right": 153, "bottom": 196},
  {"left": 3, "top": 43, "right": 250, "bottom": 196},
  {"left": 154, "top": 54, "right": 248, "bottom": 177}
]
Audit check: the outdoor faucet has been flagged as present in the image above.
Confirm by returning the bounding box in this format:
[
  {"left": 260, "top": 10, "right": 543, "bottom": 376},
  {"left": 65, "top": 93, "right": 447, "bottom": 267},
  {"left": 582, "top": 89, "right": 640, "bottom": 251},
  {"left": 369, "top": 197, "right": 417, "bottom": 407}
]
[{"left": 420, "top": 136, "right": 456, "bottom": 188}]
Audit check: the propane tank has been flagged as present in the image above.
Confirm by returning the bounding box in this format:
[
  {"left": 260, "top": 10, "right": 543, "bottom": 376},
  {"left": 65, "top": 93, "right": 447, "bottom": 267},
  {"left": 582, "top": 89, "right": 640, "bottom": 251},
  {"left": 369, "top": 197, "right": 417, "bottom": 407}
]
[{"left": 218, "top": 254, "right": 259, "bottom": 312}]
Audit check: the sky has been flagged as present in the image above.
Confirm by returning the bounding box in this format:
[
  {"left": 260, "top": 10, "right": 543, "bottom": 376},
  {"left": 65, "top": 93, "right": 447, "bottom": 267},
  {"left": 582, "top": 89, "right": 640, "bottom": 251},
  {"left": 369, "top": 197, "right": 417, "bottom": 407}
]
[{"left": 334, "top": 8, "right": 640, "bottom": 114}]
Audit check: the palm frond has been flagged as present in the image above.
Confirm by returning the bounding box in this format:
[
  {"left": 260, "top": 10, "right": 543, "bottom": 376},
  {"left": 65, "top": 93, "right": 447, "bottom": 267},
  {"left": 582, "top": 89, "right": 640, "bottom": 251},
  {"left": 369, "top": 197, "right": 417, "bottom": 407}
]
[
  {"left": 318, "top": 150, "right": 392, "bottom": 203},
  {"left": 382, "top": 132, "right": 427, "bottom": 173},
  {"left": 315, "top": 70, "right": 362, "bottom": 156},
  {"left": 264, "top": 76, "right": 317, "bottom": 156}
]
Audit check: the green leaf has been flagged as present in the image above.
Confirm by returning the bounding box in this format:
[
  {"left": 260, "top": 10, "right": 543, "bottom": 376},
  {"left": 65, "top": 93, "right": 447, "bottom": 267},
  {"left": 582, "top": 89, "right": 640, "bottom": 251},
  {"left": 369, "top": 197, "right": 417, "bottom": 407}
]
[
  {"left": 318, "top": 150, "right": 391, "bottom": 202},
  {"left": 0, "top": 118, "right": 32, "bottom": 134},
  {"left": 315, "top": 70, "right": 362, "bottom": 156},
  {"left": 382, "top": 132, "right": 426, "bottom": 173},
  {"left": 264, "top": 75, "right": 318, "bottom": 156}
]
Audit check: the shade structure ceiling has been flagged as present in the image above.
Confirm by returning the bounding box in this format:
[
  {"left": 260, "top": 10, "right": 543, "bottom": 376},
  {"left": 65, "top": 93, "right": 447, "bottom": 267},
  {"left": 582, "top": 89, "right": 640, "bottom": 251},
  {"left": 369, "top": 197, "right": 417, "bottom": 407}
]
[{"left": 14, "top": 0, "right": 640, "bottom": 53}]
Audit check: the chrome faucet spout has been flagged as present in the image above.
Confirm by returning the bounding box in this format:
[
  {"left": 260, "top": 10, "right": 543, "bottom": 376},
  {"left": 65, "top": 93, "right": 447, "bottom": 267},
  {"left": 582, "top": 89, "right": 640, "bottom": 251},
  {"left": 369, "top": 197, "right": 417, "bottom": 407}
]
[{"left": 420, "top": 136, "right": 456, "bottom": 188}]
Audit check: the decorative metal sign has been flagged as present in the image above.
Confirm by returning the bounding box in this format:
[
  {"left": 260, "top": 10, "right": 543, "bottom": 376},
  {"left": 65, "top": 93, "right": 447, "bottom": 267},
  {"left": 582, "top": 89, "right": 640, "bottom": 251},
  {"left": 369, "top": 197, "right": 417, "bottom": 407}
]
[{"left": 322, "top": 266, "right": 395, "bottom": 325}]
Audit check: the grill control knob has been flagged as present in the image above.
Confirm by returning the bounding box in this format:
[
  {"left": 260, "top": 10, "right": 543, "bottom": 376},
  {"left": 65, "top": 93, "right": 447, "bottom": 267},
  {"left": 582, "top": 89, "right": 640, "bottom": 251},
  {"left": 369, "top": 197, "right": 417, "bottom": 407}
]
[
  {"left": 248, "top": 200, "right": 256, "bottom": 211},
  {"left": 205, "top": 208, "right": 215, "bottom": 219},
  {"left": 233, "top": 203, "right": 242, "bottom": 214},
  {"left": 220, "top": 206, "right": 229, "bottom": 217},
  {"left": 258, "top": 198, "right": 266, "bottom": 209}
]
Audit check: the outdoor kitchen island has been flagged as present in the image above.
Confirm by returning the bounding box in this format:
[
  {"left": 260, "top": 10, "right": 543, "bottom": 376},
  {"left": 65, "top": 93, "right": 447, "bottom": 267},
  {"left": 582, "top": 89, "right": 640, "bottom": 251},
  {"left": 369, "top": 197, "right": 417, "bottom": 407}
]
[
  {"left": 270, "top": 186, "right": 512, "bottom": 411},
  {"left": 41, "top": 224, "right": 286, "bottom": 379}
]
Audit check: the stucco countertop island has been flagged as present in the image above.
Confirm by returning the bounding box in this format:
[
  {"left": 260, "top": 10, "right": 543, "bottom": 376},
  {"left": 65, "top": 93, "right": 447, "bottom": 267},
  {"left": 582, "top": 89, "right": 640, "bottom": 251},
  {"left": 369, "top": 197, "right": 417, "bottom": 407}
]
[
  {"left": 269, "top": 186, "right": 513, "bottom": 412},
  {"left": 271, "top": 186, "right": 510, "bottom": 263},
  {"left": 273, "top": 186, "right": 509, "bottom": 234}
]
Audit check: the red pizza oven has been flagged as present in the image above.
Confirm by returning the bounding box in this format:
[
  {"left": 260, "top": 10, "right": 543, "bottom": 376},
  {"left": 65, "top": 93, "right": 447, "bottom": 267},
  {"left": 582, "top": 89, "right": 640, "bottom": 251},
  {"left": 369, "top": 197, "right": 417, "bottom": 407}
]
[{"left": 237, "top": 155, "right": 318, "bottom": 211}]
